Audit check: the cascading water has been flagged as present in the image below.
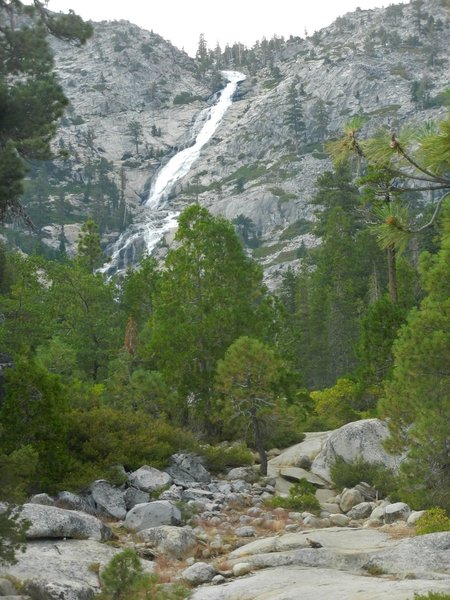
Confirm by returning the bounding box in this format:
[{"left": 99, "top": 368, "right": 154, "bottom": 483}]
[{"left": 100, "top": 70, "right": 246, "bottom": 275}]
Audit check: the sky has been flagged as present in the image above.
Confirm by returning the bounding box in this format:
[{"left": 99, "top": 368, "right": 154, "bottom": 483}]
[{"left": 46, "top": 0, "right": 409, "bottom": 57}]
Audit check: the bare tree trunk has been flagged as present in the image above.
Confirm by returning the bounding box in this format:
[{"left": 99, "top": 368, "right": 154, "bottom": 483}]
[{"left": 252, "top": 413, "right": 267, "bottom": 476}]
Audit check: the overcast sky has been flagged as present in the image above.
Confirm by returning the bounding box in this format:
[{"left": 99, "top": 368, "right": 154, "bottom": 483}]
[{"left": 46, "top": 0, "right": 409, "bottom": 56}]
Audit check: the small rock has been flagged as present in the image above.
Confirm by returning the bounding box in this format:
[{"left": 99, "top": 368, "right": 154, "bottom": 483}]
[
  {"left": 320, "top": 502, "right": 340, "bottom": 514},
  {"left": 235, "top": 526, "right": 256, "bottom": 537},
  {"left": 89, "top": 480, "right": 127, "bottom": 520},
  {"left": 0, "top": 577, "right": 18, "bottom": 595},
  {"left": 55, "top": 491, "right": 95, "bottom": 515},
  {"left": 182, "top": 562, "right": 216, "bottom": 585},
  {"left": 407, "top": 510, "right": 426, "bottom": 526},
  {"left": 303, "top": 515, "right": 322, "bottom": 527},
  {"left": 232, "top": 562, "right": 252, "bottom": 577},
  {"left": 137, "top": 526, "right": 196, "bottom": 559},
  {"left": 28, "top": 493, "right": 55, "bottom": 507},
  {"left": 124, "top": 486, "right": 150, "bottom": 510},
  {"left": 227, "top": 467, "right": 258, "bottom": 483},
  {"left": 370, "top": 505, "right": 386, "bottom": 522},
  {"left": 212, "top": 574, "right": 227, "bottom": 585},
  {"left": 330, "top": 514, "right": 350, "bottom": 527},
  {"left": 166, "top": 453, "right": 211, "bottom": 486}
]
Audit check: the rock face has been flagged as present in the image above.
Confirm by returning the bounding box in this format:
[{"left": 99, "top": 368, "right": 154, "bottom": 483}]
[
  {"left": 310, "top": 419, "right": 401, "bottom": 482},
  {"left": 20, "top": 504, "right": 112, "bottom": 541},
  {"left": 124, "top": 501, "right": 181, "bottom": 532},
  {"left": 16, "top": 0, "right": 447, "bottom": 285}
]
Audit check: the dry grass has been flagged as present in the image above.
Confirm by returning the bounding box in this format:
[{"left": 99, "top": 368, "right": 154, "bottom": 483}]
[{"left": 381, "top": 524, "right": 416, "bottom": 539}]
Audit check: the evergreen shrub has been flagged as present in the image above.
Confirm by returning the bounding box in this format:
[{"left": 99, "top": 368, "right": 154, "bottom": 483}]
[
  {"left": 264, "top": 479, "right": 320, "bottom": 513},
  {"left": 415, "top": 508, "right": 450, "bottom": 535},
  {"left": 330, "top": 457, "right": 399, "bottom": 499},
  {"left": 199, "top": 443, "right": 253, "bottom": 473}
]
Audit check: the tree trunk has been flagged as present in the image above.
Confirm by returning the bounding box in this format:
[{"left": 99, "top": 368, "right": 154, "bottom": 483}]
[
  {"left": 387, "top": 246, "right": 398, "bottom": 303},
  {"left": 252, "top": 414, "right": 267, "bottom": 476}
]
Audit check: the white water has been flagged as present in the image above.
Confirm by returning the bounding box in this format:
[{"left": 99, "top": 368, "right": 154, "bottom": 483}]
[{"left": 101, "top": 70, "right": 246, "bottom": 275}]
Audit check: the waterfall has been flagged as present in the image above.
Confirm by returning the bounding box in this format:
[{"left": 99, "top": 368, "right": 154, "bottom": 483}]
[{"left": 100, "top": 70, "right": 246, "bottom": 276}]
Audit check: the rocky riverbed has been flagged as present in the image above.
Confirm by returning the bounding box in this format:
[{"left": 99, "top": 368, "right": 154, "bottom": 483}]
[{"left": 1, "top": 419, "right": 449, "bottom": 599}]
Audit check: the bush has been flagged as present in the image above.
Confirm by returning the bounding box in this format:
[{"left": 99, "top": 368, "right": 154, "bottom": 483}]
[
  {"left": 199, "top": 443, "right": 253, "bottom": 473},
  {"left": 416, "top": 508, "right": 450, "bottom": 536},
  {"left": 173, "top": 91, "right": 202, "bottom": 105},
  {"left": 264, "top": 479, "right": 320, "bottom": 513},
  {"left": 96, "top": 549, "right": 189, "bottom": 600},
  {"left": 63, "top": 408, "right": 196, "bottom": 489},
  {"left": 414, "top": 594, "right": 450, "bottom": 600},
  {"left": 310, "top": 379, "right": 360, "bottom": 430},
  {"left": 330, "top": 457, "right": 399, "bottom": 499}
]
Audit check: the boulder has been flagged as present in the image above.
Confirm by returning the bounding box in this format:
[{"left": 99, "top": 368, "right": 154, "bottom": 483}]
[
  {"left": 346, "top": 502, "right": 374, "bottom": 520},
  {"left": 310, "top": 419, "right": 401, "bottom": 483},
  {"left": 384, "top": 502, "right": 411, "bottom": 524},
  {"left": 0, "top": 578, "right": 18, "bottom": 595},
  {"left": 227, "top": 467, "right": 258, "bottom": 483},
  {"left": 166, "top": 454, "right": 211, "bottom": 486},
  {"left": 20, "top": 504, "right": 112, "bottom": 541},
  {"left": 235, "top": 527, "right": 256, "bottom": 537},
  {"left": 232, "top": 563, "right": 252, "bottom": 577},
  {"left": 55, "top": 491, "right": 96, "bottom": 515},
  {"left": 137, "top": 526, "right": 196, "bottom": 559},
  {"left": 279, "top": 467, "right": 328, "bottom": 488},
  {"left": 182, "top": 562, "right": 217, "bottom": 585},
  {"left": 1, "top": 539, "right": 153, "bottom": 600},
  {"left": 28, "top": 493, "right": 55, "bottom": 507},
  {"left": 88, "top": 480, "right": 127, "bottom": 520},
  {"left": 128, "top": 466, "right": 172, "bottom": 493},
  {"left": 124, "top": 486, "right": 150, "bottom": 510},
  {"left": 124, "top": 501, "right": 181, "bottom": 532},
  {"left": 408, "top": 510, "right": 426, "bottom": 526},
  {"left": 329, "top": 514, "right": 350, "bottom": 527},
  {"left": 339, "top": 489, "right": 364, "bottom": 513}
]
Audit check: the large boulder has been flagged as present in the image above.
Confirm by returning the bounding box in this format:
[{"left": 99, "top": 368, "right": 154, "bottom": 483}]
[
  {"left": 124, "top": 501, "right": 181, "bottom": 532},
  {"left": 384, "top": 502, "right": 411, "bottom": 524},
  {"left": 19, "top": 504, "right": 112, "bottom": 541},
  {"left": 55, "top": 491, "right": 96, "bottom": 515},
  {"left": 88, "top": 480, "right": 127, "bottom": 520},
  {"left": 137, "top": 526, "right": 196, "bottom": 559},
  {"left": 128, "top": 466, "right": 172, "bottom": 493},
  {"left": 311, "top": 419, "right": 401, "bottom": 483},
  {"left": 0, "top": 540, "right": 153, "bottom": 600},
  {"left": 166, "top": 453, "right": 211, "bottom": 486}
]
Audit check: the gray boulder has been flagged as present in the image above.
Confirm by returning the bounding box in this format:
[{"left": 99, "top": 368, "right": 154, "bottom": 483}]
[
  {"left": 339, "top": 489, "right": 364, "bottom": 513},
  {"left": 124, "top": 486, "right": 150, "bottom": 510},
  {"left": 88, "top": 480, "right": 127, "bottom": 520},
  {"left": 166, "top": 453, "right": 211, "bottom": 486},
  {"left": 124, "top": 501, "right": 181, "bottom": 532},
  {"left": 128, "top": 466, "right": 172, "bottom": 493},
  {"left": 55, "top": 491, "right": 96, "bottom": 515},
  {"left": 346, "top": 502, "right": 375, "bottom": 520},
  {"left": 384, "top": 502, "right": 411, "bottom": 524},
  {"left": 20, "top": 504, "right": 112, "bottom": 541},
  {"left": 227, "top": 467, "right": 258, "bottom": 483},
  {"left": 311, "top": 419, "right": 401, "bottom": 483},
  {"left": 28, "top": 494, "right": 55, "bottom": 507},
  {"left": 0, "top": 578, "right": 18, "bottom": 595},
  {"left": 137, "top": 526, "right": 196, "bottom": 559},
  {"left": 25, "top": 579, "right": 94, "bottom": 600},
  {"left": 182, "top": 562, "right": 217, "bottom": 585}
]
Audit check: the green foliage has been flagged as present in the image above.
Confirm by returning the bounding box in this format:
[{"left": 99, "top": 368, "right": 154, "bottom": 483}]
[
  {"left": 173, "top": 91, "right": 202, "bottom": 105},
  {"left": 64, "top": 408, "right": 195, "bottom": 489},
  {"left": 0, "top": 1, "right": 91, "bottom": 223},
  {"left": 150, "top": 206, "right": 268, "bottom": 431},
  {"left": 198, "top": 443, "right": 254, "bottom": 473},
  {"left": 0, "top": 506, "right": 29, "bottom": 566},
  {"left": 265, "top": 479, "right": 320, "bottom": 513},
  {"left": 414, "top": 594, "right": 450, "bottom": 600},
  {"left": 77, "top": 218, "right": 105, "bottom": 273},
  {"left": 96, "top": 549, "right": 190, "bottom": 600},
  {"left": 0, "top": 445, "right": 38, "bottom": 503},
  {"left": 215, "top": 336, "right": 283, "bottom": 474},
  {"left": 0, "top": 359, "right": 69, "bottom": 491},
  {"left": 379, "top": 202, "right": 450, "bottom": 511},
  {"left": 310, "top": 379, "right": 360, "bottom": 430},
  {"left": 329, "top": 457, "right": 399, "bottom": 499},
  {"left": 415, "top": 508, "right": 450, "bottom": 536}
]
